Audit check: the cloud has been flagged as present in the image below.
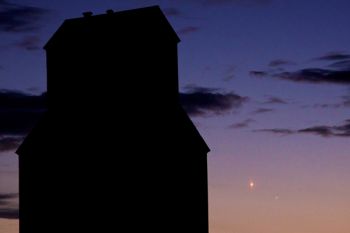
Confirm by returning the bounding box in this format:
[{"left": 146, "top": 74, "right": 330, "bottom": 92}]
[
  {"left": 0, "top": 193, "right": 18, "bottom": 205},
  {"left": 201, "top": 0, "right": 271, "bottom": 6},
  {"left": 252, "top": 52, "right": 350, "bottom": 85},
  {"left": 334, "top": 119, "right": 350, "bottom": 136},
  {"left": 0, "top": 90, "right": 46, "bottom": 134},
  {"left": 14, "top": 35, "right": 40, "bottom": 50},
  {"left": 0, "top": 193, "right": 18, "bottom": 219},
  {"left": 315, "top": 52, "right": 350, "bottom": 61},
  {"left": 163, "top": 7, "right": 182, "bottom": 17},
  {"left": 308, "top": 93, "right": 350, "bottom": 109},
  {"left": 328, "top": 60, "right": 350, "bottom": 69},
  {"left": 0, "top": 90, "right": 46, "bottom": 153},
  {"left": 0, "top": 0, "right": 50, "bottom": 33},
  {"left": 297, "top": 126, "right": 333, "bottom": 137},
  {"left": 310, "top": 95, "right": 350, "bottom": 109},
  {"left": 263, "top": 96, "right": 288, "bottom": 104},
  {"left": 0, "top": 209, "right": 18, "bottom": 219},
  {"left": 182, "top": 85, "right": 220, "bottom": 93},
  {"left": 312, "top": 103, "right": 342, "bottom": 109},
  {"left": 223, "top": 65, "right": 235, "bottom": 81},
  {"left": 298, "top": 120, "right": 350, "bottom": 137},
  {"left": 249, "top": 70, "right": 269, "bottom": 77},
  {"left": 229, "top": 118, "right": 254, "bottom": 128},
  {"left": 268, "top": 59, "right": 295, "bottom": 67},
  {"left": 251, "top": 108, "right": 274, "bottom": 114},
  {"left": 342, "top": 95, "right": 350, "bottom": 107},
  {"left": 177, "top": 26, "right": 200, "bottom": 35},
  {"left": 180, "top": 86, "right": 248, "bottom": 117},
  {"left": 253, "top": 119, "right": 350, "bottom": 137},
  {"left": 0, "top": 136, "right": 23, "bottom": 152},
  {"left": 253, "top": 128, "right": 294, "bottom": 135},
  {"left": 252, "top": 68, "right": 350, "bottom": 85},
  {"left": 275, "top": 68, "right": 350, "bottom": 85}
]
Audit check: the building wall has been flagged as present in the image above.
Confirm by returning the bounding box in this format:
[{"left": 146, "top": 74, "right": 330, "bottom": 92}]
[{"left": 20, "top": 12, "right": 208, "bottom": 233}]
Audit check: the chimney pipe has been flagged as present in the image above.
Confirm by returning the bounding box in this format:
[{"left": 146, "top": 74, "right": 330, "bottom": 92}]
[{"left": 83, "top": 11, "right": 93, "bottom": 17}]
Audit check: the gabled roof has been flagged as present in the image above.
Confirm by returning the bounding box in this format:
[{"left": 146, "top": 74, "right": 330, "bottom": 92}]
[{"left": 44, "top": 6, "right": 180, "bottom": 50}]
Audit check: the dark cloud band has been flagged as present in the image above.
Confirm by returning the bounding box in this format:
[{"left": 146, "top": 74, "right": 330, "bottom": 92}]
[
  {"left": 0, "top": 193, "right": 18, "bottom": 219},
  {"left": 0, "top": 90, "right": 46, "bottom": 152},
  {"left": 0, "top": 0, "right": 50, "bottom": 33},
  {"left": 0, "top": 209, "right": 18, "bottom": 219},
  {"left": 177, "top": 26, "right": 199, "bottom": 35},
  {"left": 253, "top": 119, "right": 350, "bottom": 137},
  {"left": 315, "top": 52, "right": 350, "bottom": 61},
  {"left": 180, "top": 86, "right": 248, "bottom": 117},
  {"left": 276, "top": 69, "right": 350, "bottom": 85}
]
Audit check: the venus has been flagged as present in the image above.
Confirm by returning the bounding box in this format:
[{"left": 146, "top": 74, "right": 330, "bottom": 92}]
[{"left": 249, "top": 180, "right": 255, "bottom": 190}]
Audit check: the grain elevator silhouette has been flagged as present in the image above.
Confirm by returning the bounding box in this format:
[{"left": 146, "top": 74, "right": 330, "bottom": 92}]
[{"left": 17, "top": 6, "right": 210, "bottom": 233}]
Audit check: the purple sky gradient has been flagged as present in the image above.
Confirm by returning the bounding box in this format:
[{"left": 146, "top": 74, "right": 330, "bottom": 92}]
[{"left": 0, "top": 0, "right": 349, "bottom": 232}]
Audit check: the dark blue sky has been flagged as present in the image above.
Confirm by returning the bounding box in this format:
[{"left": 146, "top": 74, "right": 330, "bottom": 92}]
[{"left": 0, "top": 1, "right": 349, "bottom": 232}]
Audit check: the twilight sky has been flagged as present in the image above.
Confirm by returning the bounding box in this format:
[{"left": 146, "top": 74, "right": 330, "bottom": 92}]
[{"left": 0, "top": 0, "right": 349, "bottom": 232}]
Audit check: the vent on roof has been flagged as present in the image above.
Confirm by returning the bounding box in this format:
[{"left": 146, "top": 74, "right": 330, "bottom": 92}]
[
  {"left": 83, "top": 11, "right": 93, "bottom": 17},
  {"left": 106, "top": 9, "right": 114, "bottom": 14}
]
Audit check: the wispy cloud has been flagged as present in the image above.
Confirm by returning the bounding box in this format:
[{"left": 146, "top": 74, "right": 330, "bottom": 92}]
[
  {"left": 275, "top": 68, "right": 350, "bottom": 85},
  {"left": 229, "top": 118, "right": 255, "bottom": 128},
  {"left": 223, "top": 65, "right": 235, "bottom": 81},
  {"left": 180, "top": 85, "right": 248, "bottom": 117},
  {"left": 0, "top": 136, "right": 23, "bottom": 153},
  {"left": 301, "top": 94, "right": 350, "bottom": 109},
  {"left": 0, "top": 90, "right": 46, "bottom": 134},
  {"left": 14, "top": 35, "right": 41, "bottom": 51},
  {"left": 315, "top": 52, "right": 350, "bottom": 61},
  {"left": 311, "top": 103, "right": 342, "bottom": 109},
  {"left": 253, "top": 128, "right": 294, "bottom": 135},
  {"left": 252, "top": 52, "right": 350, "bottom": 85},
  {"left": 200, "top": 0, "right": 272, "bottom": 6},
  {"left": 342, "top": 95, "right": 350, "bottom": 107},
  {"left": 251, "top": 67, "right": 350, "bottom": 85},
  {"left": 177, "top": 26, "right": 200, "bottom": 35},
  {"left": 0, "top": 0, "right": 50, "bottom": 33},
  {"left": 297, "top": 126, "right": 333, "bottom": 137},
  {"left": 163, "top": 7, "right": 182, "bottom": 17},
  {"left": 298, "top": 120, "right": 350, "bottom": 137},
  {"left": 249, "top": 70, "right": 269, "bottom": 78},
  {"left": 0, "top": 209, "right": 18, "bottom": 219},
  {"left": 0, "top": 193, "right": 18, "bottom": 205},
  {"left": 0, "top": 193, "right": 18, "bottom": 219},
  {"left": 182, "top": 85, "right": 220, "bottom": 93},
  {"left": 251, "top": 108, "right": 274, "bottom": 114},
  {"left": 254, "top": 119, "right": 350, "bottom": 137},
  {"left": 263, "top": 96, "right": 288, "bottom": 104},
  {"left": 0, "top": 90, "right": 46, "bottom": 153},
  {"left": 268, "top": 59, "right": 295, "bottom": 67},
  {"left": 328, "top": 60, "right": 350, "bottom": 69}
]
